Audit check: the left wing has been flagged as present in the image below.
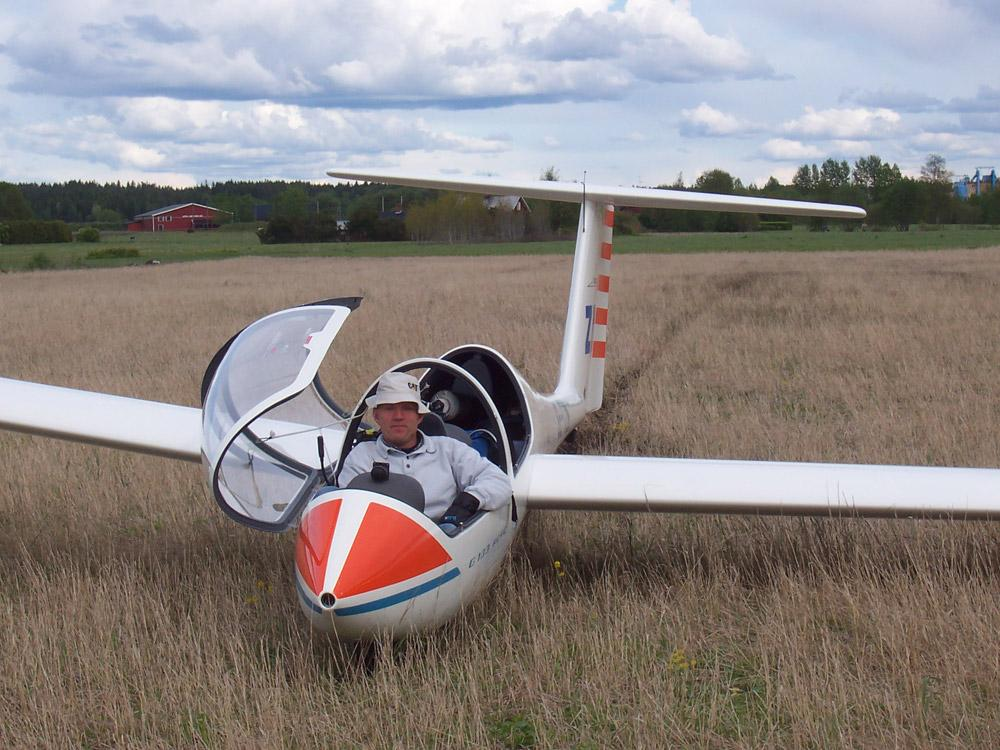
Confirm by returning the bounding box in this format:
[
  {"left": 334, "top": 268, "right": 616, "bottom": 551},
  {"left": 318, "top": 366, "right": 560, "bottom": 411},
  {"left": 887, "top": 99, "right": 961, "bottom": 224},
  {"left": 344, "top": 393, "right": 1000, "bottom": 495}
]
[
  {"left": 328, "top": 169, "right": 866, "bottom": 220},
  {"left": 514, "top": 454, "right": 1000, "bottom": 519},
  {"left": 0, "top": 377, "right": 202, "bottom": 462}
]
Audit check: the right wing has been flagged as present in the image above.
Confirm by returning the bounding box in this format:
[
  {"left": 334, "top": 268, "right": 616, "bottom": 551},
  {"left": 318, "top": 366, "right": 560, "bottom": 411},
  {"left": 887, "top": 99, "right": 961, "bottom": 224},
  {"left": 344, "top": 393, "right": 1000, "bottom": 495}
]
[
  {"left": 0, "top": 377, "right": 202, "bottom": 462},
  {"left": 514, "top": 454, "right": 1000, "bottom": 520}
]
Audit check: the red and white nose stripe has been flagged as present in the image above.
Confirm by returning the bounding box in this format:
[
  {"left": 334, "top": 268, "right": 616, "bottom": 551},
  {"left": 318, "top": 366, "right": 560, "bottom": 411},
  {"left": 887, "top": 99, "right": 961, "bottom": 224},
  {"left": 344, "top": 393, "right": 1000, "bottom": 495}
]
[
  {"left": 295, "top": 494, "right": 455, "bottom": 611},
  {"left": 334, "top": 502, "right": 451, "bottom": 598}
]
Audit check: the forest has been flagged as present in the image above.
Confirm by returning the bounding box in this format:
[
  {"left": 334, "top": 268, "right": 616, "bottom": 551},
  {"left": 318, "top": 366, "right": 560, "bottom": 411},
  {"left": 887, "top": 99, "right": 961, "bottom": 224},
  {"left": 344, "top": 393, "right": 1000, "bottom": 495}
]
[{"left": 2, "top": 154, "right": 998, "bottom": 245}]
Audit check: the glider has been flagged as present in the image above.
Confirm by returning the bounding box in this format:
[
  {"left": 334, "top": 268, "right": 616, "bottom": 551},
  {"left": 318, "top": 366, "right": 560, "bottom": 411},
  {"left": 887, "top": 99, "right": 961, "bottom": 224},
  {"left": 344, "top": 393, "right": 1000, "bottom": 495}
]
[{"left": 2, "top": 170, "right": 996, "bottom": 640}]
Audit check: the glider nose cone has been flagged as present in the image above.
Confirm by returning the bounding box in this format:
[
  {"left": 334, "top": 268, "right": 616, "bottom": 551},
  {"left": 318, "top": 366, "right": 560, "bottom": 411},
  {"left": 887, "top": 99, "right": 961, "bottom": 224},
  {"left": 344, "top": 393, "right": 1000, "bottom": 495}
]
[
  {"left": 294, "top": 492, "right": 457, "bottom": 632},
  {"left": 334, "top": 502, "right": 451, "bottom": 599}
]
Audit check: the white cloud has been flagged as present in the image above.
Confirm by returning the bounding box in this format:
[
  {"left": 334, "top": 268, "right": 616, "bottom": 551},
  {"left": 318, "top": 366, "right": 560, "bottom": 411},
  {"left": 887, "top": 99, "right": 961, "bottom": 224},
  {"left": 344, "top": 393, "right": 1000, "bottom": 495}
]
[
  {"left": 6, "top": 100, "right": 510, "bottom": 181},
  {"left": 839, "top": 87, "right": 941, "bottom": 113},
  {"left": 680, "top": 103, "right": 754, "bottom": 137},
  {"left": 760, "top": 138, "right": 823, "bottom": 160},
  {"left": 757, "top": 165, "right": 799, "bottom": 185},
  {"left": 782, "top": 106, "right": 901, "bottom": 139},
  {"left": 830, "top": 140, "right": 873, "bottom": 155},
  {"left": 911, "top": 131, "right": 996, "bottom": 158},
  {"left": 1, "top": 0, "right": 775, "bottom": 107},
  {"left": 755, "top": 0, "right": 994, "bottom": 57}
]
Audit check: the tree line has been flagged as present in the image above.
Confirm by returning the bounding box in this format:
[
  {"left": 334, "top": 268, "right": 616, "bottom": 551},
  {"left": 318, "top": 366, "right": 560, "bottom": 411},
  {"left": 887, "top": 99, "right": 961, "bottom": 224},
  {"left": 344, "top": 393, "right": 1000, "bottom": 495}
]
[
  {"left": 3, "top": 154, "right": 999, "bottom": 246},
  {"left": 637, "top": 155, "right": 998, "bottom": 232},
  {"left": 7, "top": 179, "right": 437, "bottom": 226}
]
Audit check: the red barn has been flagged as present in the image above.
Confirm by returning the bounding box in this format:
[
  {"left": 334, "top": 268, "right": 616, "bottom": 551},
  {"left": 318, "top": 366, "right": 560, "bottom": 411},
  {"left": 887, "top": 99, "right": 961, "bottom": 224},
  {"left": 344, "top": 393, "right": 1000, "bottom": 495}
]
[{"left": 127, "top": 203, "right": 224, "bottom": 232}]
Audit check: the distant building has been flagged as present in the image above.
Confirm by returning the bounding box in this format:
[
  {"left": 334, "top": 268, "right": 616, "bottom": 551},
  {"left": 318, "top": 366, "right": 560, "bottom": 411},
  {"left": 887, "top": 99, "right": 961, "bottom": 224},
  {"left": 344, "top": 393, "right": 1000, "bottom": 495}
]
[
  {"left": 953, "top": 168, "right": 997, "bottom": 199},
  {"left": 127, "top": 203, "right": 226, "bottom": 232},
  {"left": 483, "top": 195, "right": 531, "bottom": 212}
]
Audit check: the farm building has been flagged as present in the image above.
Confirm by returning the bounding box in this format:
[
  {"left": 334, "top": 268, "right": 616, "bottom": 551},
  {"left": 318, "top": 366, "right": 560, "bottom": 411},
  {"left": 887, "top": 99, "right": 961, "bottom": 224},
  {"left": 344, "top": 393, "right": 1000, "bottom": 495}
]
[
  {"left": 127, "top": 203, "right": 226, "bottom": 232},
  {"left": 483, "top": 195, "right": 531, "bottom": 212},
  {"left": 953, "top": 168, "right": 997, "bottom": 199}
]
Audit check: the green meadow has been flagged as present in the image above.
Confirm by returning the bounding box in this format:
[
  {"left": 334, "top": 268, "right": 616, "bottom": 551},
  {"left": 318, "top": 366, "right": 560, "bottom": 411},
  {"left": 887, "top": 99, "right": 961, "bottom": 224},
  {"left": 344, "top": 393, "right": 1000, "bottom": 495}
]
[{"left": 2, "top": 224, "right": 1000, "bottom": 271}]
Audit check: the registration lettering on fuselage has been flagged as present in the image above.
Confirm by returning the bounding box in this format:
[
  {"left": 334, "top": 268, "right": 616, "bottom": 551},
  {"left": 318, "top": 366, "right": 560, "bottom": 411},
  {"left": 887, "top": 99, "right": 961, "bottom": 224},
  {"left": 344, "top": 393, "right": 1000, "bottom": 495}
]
[{"left": 467, "top": 524, "right": 509, "bottom": 569}]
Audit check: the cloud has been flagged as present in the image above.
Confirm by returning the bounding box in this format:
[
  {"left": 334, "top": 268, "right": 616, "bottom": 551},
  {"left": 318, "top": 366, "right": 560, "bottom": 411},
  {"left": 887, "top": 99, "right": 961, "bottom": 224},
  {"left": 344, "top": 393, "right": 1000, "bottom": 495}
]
[
  {"left": 950, "top": 85, "right": 1000, "bottom": 113},
  {"left": 759, "top": 138, "right": 824, "bottom": 160},
  {"left": 830, "top": 140, "right": 874, "bottom": 156},
  {"left": 958, "top": 112, "right": 1000, "bottom": 132},
  {"left": 6, "top": 99, "right": 511, "bottom": 180},
  {"left": 755, "top": 0, "right": 996, "bottom": 58},
  {"left": 839, "top": 87, "right": 942, "bottom": 113},
  {"left": 679, "top": 103, "right": 756, "bottom": 137},
  {"left": 782, "top": 106, "right": 901, "bottom": 139},
  {"left": 911, "top": 131, "right": 996, "bottom": 158},
  {"left": 0, "top": 0, "right": 776, "bottom": 108},
  {"left": 83, "top": 15, "right": 200, "bottom": 46}
]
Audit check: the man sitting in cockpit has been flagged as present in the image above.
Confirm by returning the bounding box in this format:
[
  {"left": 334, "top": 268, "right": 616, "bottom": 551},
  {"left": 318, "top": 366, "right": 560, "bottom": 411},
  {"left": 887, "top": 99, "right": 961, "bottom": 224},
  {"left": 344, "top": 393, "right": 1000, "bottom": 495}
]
[{"left": 337, "top": 372, "right": 511, "bottom": 524}]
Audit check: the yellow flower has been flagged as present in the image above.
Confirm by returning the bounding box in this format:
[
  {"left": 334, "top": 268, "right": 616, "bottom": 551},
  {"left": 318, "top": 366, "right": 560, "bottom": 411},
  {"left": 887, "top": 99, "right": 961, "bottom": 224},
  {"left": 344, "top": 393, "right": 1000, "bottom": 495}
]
[
  {"left": 553, "top": 560, "right": 566, "bottom": 577},
  {"left": 669, "top": 648, "right": 695, "bottom": 672},
  {"left": 256, "top": 579, "right": 272, "bottom": 593},
  {"left": 245, "top": 595, "right": 259, "bottom": 606}
]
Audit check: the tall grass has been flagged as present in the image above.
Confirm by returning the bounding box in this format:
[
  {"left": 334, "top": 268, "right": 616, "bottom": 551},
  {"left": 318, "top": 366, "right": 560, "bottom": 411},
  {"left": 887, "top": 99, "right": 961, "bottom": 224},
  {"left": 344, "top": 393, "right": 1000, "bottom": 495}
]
[{"left": 2, "top": 249, "right": 1000, "bottom": 746}]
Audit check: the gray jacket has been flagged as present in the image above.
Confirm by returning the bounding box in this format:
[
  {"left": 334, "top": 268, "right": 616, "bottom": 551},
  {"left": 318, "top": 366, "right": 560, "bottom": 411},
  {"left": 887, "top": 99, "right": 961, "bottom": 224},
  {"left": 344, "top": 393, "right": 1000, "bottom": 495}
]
[{"left": 337, "top": 432, "right": 511, "bottom": 520}]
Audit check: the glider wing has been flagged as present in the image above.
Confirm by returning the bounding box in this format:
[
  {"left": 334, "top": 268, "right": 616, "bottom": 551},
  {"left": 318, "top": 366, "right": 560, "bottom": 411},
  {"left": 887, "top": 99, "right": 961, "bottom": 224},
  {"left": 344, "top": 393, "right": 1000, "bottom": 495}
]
[
  {"left": 327, "top": 169, "right": 866, "bottom": 220},
  {"left": 515, "top": 454, "right": 1000, "bottom": 520},
  {"left": 0, "top": 377, "right": 201, "bottom": 462}
]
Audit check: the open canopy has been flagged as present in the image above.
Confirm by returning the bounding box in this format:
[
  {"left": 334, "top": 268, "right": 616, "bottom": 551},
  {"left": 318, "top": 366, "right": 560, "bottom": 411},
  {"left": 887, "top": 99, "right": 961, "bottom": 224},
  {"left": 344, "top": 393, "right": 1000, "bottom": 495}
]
[{"left": 202, "top": 298, "right": 360, "bottom": 531}]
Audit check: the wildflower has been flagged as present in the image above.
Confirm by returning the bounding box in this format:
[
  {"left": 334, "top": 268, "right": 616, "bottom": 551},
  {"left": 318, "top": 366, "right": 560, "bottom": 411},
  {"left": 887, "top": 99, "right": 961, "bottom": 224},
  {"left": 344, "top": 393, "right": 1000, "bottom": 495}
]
[
  {"left": 245, "top": 595, "right": 259, "bottom": 606},
  {"left": 669, "top": 648, "right": 696, "bottom": 672},
  {"left": 256, "top": 579, "right": 272, "bottom": 593},
  {"left": 553, "top": 560, "right": 566, "bottom": 577}
]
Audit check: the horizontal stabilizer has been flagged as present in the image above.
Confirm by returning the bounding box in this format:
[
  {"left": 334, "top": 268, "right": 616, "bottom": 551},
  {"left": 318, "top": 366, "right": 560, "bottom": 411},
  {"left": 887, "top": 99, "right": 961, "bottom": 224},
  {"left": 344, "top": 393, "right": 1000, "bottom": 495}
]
[
  {"left": 0, "top": 377, "right": 202, "bottom": 462},
  {"left": 327, "top": 169, "right": 866, "bottom": 219},
  {"left": 515, "top": 454, "right": 1000, "bottom": 519}
]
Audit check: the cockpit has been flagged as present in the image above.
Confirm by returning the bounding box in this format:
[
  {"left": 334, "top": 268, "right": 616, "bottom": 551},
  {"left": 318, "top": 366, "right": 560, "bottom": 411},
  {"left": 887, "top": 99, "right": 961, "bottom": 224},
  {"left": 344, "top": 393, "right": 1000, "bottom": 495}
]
[{"left": 201, "top": 299, "right": 531, "bottom": 532}]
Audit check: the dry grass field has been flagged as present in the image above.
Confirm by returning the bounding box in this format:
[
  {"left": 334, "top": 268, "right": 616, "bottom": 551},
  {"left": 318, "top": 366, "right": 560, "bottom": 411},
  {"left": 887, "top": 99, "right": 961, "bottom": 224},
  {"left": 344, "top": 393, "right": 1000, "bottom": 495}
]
[{"left": 2, "top": 247, "right": 1000, "bottom": 748}]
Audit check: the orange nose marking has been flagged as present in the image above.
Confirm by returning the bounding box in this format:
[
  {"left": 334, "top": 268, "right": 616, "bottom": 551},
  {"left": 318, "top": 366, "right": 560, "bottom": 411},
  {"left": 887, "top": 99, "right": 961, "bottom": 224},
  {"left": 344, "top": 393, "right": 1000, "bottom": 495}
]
[
  {"left": 335, "top": 503, "right": 452, "bottom": 598},
  {"left": 295, "top": 499, "right": 342, "bottom": 596}
]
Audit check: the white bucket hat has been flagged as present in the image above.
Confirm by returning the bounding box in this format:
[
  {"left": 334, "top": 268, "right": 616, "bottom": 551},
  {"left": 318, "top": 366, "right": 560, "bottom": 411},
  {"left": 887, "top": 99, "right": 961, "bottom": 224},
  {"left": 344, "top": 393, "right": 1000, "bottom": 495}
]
[{"left": 365, "top": 372, "right": 429, "bottom": 414}]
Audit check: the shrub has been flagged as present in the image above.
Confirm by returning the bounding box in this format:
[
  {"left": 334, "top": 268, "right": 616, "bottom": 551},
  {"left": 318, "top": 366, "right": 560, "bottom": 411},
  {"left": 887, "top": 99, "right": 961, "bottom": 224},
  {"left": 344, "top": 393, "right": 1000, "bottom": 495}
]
[
  {"left": 613, "top": 211, "right": 643, "bottom": 236},
  {"left": 85, "top": 247, "right": 139, "bottom": 260},
  {"left": 258, "top": 215, "right": 345, "bottom": 244},
  {"left": 76, "top": 227, "right": 101, "bottom": 242},
  {"left": 5, "top": 220, "right": 72, "bottom": 244},
  {"left": 26, "top": 252, "right": 54, "bottom": 270},
  {"left": 0, "top": 223, "right": 9, "bottom": 244}
]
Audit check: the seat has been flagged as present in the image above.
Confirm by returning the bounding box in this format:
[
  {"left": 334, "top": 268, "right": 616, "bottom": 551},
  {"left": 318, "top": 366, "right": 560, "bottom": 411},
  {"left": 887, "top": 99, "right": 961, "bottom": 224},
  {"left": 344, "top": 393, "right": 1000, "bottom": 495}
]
[{"left": 421, "top": 412, "right": 473, "bottom": 446}]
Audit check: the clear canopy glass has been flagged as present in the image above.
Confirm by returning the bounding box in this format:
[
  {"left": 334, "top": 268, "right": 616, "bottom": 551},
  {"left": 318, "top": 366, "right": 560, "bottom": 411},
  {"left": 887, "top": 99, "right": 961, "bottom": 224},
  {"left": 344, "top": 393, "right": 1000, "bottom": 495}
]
[{"left": 202, "top": 303, "right": 355, "bottom": 531}]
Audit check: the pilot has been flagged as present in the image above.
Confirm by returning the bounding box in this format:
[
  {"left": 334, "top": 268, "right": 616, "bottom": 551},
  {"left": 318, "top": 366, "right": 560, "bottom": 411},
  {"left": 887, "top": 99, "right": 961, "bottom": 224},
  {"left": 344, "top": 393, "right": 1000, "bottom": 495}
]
[{"left": 337, "top": 372, "right": 511, "bottom": 524}]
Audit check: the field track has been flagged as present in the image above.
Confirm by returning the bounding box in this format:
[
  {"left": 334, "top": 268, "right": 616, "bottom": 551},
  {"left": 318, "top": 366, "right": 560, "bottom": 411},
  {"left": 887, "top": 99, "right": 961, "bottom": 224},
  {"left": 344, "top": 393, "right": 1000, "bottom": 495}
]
[{"left": 2, "top": 248, "right": 1000, "bottom": 747}]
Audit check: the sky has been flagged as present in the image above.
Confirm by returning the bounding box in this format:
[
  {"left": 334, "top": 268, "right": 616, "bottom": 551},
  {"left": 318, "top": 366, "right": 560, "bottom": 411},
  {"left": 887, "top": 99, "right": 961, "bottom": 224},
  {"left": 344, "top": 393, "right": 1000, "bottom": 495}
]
[{"left": 0, "top": 0, "right": 997, "bottom": 189}]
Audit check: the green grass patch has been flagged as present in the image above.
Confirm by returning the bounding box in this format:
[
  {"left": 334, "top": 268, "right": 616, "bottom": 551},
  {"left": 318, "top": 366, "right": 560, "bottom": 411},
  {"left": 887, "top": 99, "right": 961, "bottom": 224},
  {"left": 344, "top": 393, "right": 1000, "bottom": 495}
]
[
  {"left": 1, "top": 225, "right": 999, "bottom": 272},
  {"left": 85, "top": 247, "right": 140, "bottom": 260},
  {"left": 487, "top": 712, "right": 538, "bottom": 749}
]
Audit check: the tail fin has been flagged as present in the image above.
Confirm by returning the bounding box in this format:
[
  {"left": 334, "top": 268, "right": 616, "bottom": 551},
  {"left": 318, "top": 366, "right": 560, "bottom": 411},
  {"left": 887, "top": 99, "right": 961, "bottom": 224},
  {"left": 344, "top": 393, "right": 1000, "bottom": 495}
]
[{"left": 553, "top": 199, "right": 614, "bottom": 411}]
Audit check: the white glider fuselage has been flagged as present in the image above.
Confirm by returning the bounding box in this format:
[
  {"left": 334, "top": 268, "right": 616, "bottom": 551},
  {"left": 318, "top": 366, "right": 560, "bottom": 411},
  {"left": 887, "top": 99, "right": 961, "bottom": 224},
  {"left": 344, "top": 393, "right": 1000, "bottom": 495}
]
[{"left": 291, "top": 199, "right": 614, "bottom": 637}]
